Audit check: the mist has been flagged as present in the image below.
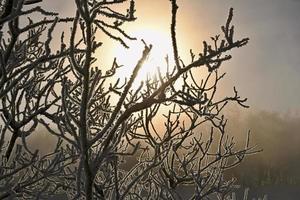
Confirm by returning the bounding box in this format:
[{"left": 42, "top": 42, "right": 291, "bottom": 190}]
[{"left": 224, "top": 107, "right": 300, "bottom": 186}]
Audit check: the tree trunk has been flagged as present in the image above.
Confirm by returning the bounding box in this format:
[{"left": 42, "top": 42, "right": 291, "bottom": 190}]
[{"left": 5, "top": 131, "right": 18, "bottom": 160}]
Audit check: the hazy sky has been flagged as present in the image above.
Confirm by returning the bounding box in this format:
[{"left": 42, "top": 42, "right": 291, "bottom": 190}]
[
  {"left": 18, "top": 1, "right": 300, "bottom": 187},
  {"left": 192, "top": 0, "right": 300, "bottom": 113},
  {"left": 170, "top": 0, "right": 300, "bottom": 113},
  {"left": 18, "top": 0, "right": 300, "bottom": 186},
  {"left": 37, "top": 0, "right": 300, "bottom": 113}
]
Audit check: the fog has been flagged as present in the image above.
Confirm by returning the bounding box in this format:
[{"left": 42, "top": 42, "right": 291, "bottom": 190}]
[
  {"left": 224, "top": 107, "right": 300, "bottom": 186},
  {"left": 24, "top": 106, "right": 300, "bottom": 187}
]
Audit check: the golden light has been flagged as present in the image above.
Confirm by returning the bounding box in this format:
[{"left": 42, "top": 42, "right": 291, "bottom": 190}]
[{"left": 114, "top": 29, "right": 174, "bottom": 86}]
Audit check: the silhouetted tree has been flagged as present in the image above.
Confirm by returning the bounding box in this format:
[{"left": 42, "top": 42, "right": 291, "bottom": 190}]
[
  {"left": 0, "top": 0, "right": 259, "bottom": 199},
  {"left": 0, "top": 0, "right": 76, "bottom": 198}
]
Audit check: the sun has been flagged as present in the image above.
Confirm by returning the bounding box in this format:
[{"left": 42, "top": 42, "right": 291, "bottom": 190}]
[{"left": 114, "top": 29, "right": 174, "bottom": 87}]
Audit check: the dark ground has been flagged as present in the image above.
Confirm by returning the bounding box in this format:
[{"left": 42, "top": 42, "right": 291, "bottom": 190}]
[
  {"left": 177, "top": 185, "right": 300, "bottom": 200},
  {"left": 46, "top": 185, "right": 300, "bottom": 199},
  {"left": 235, "top": 186, "right": 300, "bottom": 200}
]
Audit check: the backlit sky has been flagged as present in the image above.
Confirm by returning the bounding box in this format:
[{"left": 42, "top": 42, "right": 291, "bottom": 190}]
[
  {"left": 39, "top": 0, "right": 300, "bottom": 113},
  {"left": 20, "top": 1, "right": 300, "bottom": 184}
]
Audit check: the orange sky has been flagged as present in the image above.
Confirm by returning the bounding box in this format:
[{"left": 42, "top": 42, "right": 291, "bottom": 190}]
[{"left": 35, "top": 0, "right": 300, "bottom": 113}]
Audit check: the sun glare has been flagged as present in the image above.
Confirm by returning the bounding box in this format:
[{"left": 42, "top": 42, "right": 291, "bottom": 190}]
[{"left": 114, "top": 29, "right": 174, "bottom": 87}]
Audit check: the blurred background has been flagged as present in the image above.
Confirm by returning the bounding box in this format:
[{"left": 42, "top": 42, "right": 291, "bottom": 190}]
[{"left": 26, "top": 0, "right": 300, "bottom": 198}]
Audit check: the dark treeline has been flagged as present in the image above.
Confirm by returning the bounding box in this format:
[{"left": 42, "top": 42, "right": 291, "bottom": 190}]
[{"left": 225, "top": 108, "right": 300, "bottom": 187}]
